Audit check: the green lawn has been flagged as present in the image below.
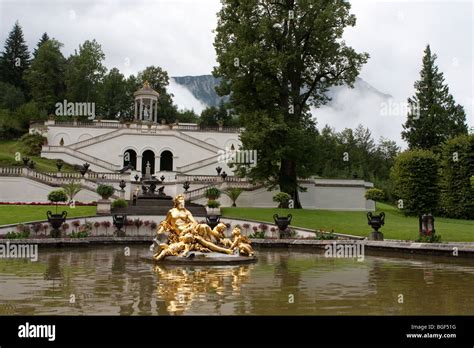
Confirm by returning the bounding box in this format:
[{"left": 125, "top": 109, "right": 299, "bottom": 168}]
[
  {"left": 222, "top": 203, "right": 474, "bottom": 242},
  {"left": 0, "top": 205, "right": 97, "bottom": 226},
  {"left": 0, "top": 140, "right": 76, "bottom": 172}
]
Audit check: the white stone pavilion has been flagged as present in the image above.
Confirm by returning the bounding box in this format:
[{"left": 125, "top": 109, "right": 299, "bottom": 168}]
[{"left": 134, "top": 81, "right": 159, "bottom": 122}]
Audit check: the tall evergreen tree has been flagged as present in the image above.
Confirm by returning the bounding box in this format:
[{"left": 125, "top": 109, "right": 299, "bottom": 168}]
[
  {"left": 199, "top": 101, "right": 236, "bottom": 126},
  {"left": 0, "top": 82, "right": 25, "bottom": 110},
  {"left": 25, "top": 39, "right": 66, "bottom": 114},
  {"left": 402, "top": 45, "right": 467, "bottom": 150},
  {"left": 213, "top": 0, "right": 368, "bottom": 207},
  {"left": 0, "top": 21, "right": 31, "bottom": 94},
  {"left": 33, "top": 32, "right": 50, "bottom": 57},
  {"left": 99, "top": 67, "right": 129, "bottom": 119},
  {"left": 65, "top": 39, "right": 106, "bottom": 103}
]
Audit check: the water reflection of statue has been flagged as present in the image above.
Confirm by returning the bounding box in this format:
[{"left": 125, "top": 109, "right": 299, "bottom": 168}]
[
  {"left": 152, "top": 194, "right": 252, "bottom": 261},
  {"left": 152, "top": 264, "right": 252, "bottom": 314}
]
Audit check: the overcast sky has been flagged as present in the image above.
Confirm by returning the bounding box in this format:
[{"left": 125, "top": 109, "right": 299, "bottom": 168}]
[{"left": 0, "top": 0, "right": 472, "bottom": 146}]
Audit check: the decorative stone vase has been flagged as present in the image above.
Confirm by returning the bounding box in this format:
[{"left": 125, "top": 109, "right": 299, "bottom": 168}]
[
  {"left": 47, "top": 210, "right": 67, "bottom": 238},
  {"left": 113, "top": 214, "right": 127, "bottom": 237},
  {"left": 367, "top": 212, "right": 385, "bottom": 240},
  {"left": 273, "top": 214, "right": 292, "bottom": 239},
  {"left": 97, "top": 199, "right": 112, "bottom": 214},
  {"left": 206, "top": 215, "right": 221, "bottom": 229},
  {"left": 206, "top": 207, "right": 221, "bottom": 215}
]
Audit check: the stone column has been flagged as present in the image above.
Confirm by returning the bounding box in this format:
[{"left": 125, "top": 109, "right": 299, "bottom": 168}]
[
  {"left": 139, "top": 98, "right": 143, "bottom": 120},
  {"left": 154, "top": 98, "right": 158, "bottom": 122},
  {"left": 137, "top": 155, "right": 143, "bottom": 174},
  {"left": 134, "top": 99, "right": 138, "bottom": 120},
  {"left": 150, "top": 100, "right": 154, "bottom": 122}
]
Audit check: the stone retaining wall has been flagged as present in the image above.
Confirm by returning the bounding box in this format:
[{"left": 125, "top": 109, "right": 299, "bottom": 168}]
[{"left": 1, "top": 238, "right": 473, "bottom": 258}]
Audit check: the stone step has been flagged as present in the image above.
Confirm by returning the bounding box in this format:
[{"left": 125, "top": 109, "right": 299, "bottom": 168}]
[
  {"left": 135, "top": 199, "right": 173, "bottom": 207},
  {"left": 112, "top": 206, "right": 207, "bottom": 217},
  {"left": 132, "top": 199, "right": 203, "bottom": 208}
]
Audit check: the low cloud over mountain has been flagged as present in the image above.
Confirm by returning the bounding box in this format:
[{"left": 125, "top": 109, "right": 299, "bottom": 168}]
[{"left": 171, "top": 75, "right": 409, "bottom": 147}]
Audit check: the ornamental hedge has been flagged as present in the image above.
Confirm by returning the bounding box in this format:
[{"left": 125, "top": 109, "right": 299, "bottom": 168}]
[
  {"left": 391, "top": 149, "right": 439, "bottom": 216},
  {"left": 96, "top": 184, "right": 115, "bottom": 199},
  {"left": 364, "top": 188, "right": 385, "bottom": 202},
  {"left": 439, "top": 134, "right": 474, "bottom": 219}
]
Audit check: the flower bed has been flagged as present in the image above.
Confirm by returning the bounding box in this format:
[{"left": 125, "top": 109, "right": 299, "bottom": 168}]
[{"left": 0, "top": 202, "right": 97, "bottom": 206}]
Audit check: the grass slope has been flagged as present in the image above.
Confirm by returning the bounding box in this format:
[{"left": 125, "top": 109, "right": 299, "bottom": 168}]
[
  {"left": 0, "top": 140, "right": 76, "bottom": 172},
  {"left": 0, "top": 205, "right": 97, "bottom": 226},
  {"left": 222, "top": 203, "right": 474, "bottom": 242}
]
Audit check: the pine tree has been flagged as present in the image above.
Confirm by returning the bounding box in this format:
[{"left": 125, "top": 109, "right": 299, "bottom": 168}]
[
  {"left": 33, "top": 32, "right": 50, "bottom": 57},
  {"left": 99, "top": 67, "right": 128, "bottom": 119},
  {"left": 25, "top": 39, "right": 66, "bottom": 113},
  {"left": 402, "top": 45, "right": 467, "bottom": 150},
  {"left": 0, "top": 21, "right": 31, "bottom": 94}
]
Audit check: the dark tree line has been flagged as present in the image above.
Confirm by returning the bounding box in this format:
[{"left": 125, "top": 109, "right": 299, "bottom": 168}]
[{"left": 0, "top": 21, "right": 204, "bottom": 138}]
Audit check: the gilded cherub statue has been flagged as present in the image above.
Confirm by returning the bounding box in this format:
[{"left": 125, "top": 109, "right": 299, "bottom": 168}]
[
  {"left": 153, "top": 233, "right": 194, "bottom": 261},
  {"left": 229, "top": 227, "right": 254, "bottom": 256}
]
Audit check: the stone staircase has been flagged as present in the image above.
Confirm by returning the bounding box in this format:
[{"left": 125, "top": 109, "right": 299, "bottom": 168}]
[
  {"left": 176, "top": 154, "right": 221, "bottom": 173},
  {"left": 112, "top": 197, "right": 207, "bottom": 216},
  {"left": 0, "top": 167, "right": 122, "bottom": 199},
  {"left": 69, "top": 129, "right": 123, "bottom": 150},
  {"left": 41, "top": 146, "right": 121, "bottom": 172},
  {"left": 42, "top": 128, "right": 223, "bottom": 173}
]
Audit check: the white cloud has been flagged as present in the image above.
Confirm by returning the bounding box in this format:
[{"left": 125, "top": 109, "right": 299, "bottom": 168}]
[{"left": 168, "top": 78, "right": 207, "bottom": 114}]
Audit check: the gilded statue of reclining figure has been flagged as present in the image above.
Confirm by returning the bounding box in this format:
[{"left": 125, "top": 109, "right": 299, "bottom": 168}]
[{"left": 152, "top": 194, "right": 246, "bottom": 261}]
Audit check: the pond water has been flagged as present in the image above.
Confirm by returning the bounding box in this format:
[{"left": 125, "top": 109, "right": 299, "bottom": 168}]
[{"left": 0, "top": 246, "right": 473, "bottom": 315}]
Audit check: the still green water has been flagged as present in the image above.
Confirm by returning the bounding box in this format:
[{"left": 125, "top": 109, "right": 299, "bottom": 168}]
[{"left": 0, "top": 246, "right": 473, "bottom": 315}]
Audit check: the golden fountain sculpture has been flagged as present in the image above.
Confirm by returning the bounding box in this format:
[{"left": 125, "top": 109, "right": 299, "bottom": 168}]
[{"left": 151, "top": 194, "right": 255, "bottom": 261}]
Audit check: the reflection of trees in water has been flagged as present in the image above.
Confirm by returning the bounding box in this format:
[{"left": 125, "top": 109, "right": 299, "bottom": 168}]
[
  {"left": 42, "top": 254, "right": 64, "bottom": 300},
  {"left": 111, "top": 249, "right": 156, "bottom": 316},
  {"left": 110, "top": 250, "right": 157, "bottom": 315},
  {"left": 274, "top": 253, "right": 302, "bottom": 288},
  {"left": 247, "top": 251, "right": 309, "bottom": 314},
  {"left": 152, "top": 265, "right": 252, "bottom": 315},
  {"left": 112, "top": 250, "right": 126, "bottom": 274},
  {"left": 43, "top": 255, "right": 62, "bottom": 281},
  {"left": 365, "top": 257, "right": 474, "bottom": 315},
  {"left": 109, "top": 249, "right": 130, "bottom": 315}
]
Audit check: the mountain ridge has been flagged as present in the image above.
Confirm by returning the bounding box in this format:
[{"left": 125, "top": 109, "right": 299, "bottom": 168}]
[{"left": 171, "top": 74, "right": 391, "bottom": 108}]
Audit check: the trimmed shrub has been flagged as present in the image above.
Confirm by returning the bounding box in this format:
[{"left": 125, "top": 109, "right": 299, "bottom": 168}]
[
  {"left": 47, "top": 189, "right": 68, "bottom": 203},
  {"left": 96, "top": 184, "right": 115, "bottom": 199},
  {"left": 439, "top": 134, "right": 474, "bottom": 219},
  {"left": 205, "top": 187, "right": 221, "bottom": 200},
  {"left": 112, "top": 199, "right": 128, "bottom": 209},
  {"left": 273, "top": 192, "right": 291, "bottom": 208},
  {"left": 365, "top": 188, "right": 385, "bottom": 202},
  {"left": 48, "top": 189, "right": 68, "bottom": 214},
  {"left": 391, "top": 150, "right": 439, "bottom": 216},
  {"left": 207, "top": 200, "right": 221, "bottom": 208}
]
